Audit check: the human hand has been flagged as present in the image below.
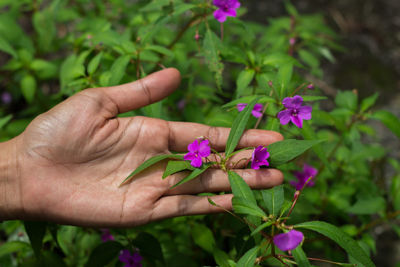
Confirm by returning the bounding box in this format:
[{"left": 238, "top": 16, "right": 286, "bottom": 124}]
[{"left": 2, "top": 68, "right": 283, "bottom": 227}]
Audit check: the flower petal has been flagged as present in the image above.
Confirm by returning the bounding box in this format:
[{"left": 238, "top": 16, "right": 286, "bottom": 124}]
[
  {"left": 237, "top": 103, "right": 247, "bottom": 112},
  {"left": 191, "top": 156, "right": 203, "bottom": 168},
  {"left": 255, "top": 147, "right": 269, "bottom": 161},
  {"left": 251, "top": 161, "right": 260, "bottom": 170},
  {"left": 184, "top": 152, "right": 196, "bottom": 161},
  {"left": 198, "top": 140, "right": 211, "bottom": 157},
  {"left": 282, "top": 95, "right": 303, "bottom": 109},
  {"left": 213, "top": 9, "right": 228, "bottom": 23},
  {"left": 273, "top": 230, "right": 304, "bottom": 251},
  {"left": 187, "top": 139, "right": 199, "bottom": 152},
  {"left": 225, "top": 8, "right": 237, "bottom": 17},
  {"left": 252, "top": 103, "right": 263, "bottom": 118},
  {"left": 289, "top": 180, "right": 299, "bottom": 188},
  {"left": 303, "top": 164, "right": 318, "bottom": 178},
  {"left": 298, "top": 105, "right": 312, "bottom": 120},
  {"left": 291, "top": 115, "right": 303, "bottom": 128},
  {"left": 119, "top": 250, "right": 132, "bottom": 263},
  {"left": 277, "top": 109, "right": 292, "bottom": 125},
  {"left": 230, "top": 0, "right": 241, "bottom": 8}
]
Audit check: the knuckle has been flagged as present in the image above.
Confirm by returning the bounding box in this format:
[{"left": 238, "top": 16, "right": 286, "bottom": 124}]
[
  {"left": 206, "top": 126, "right": 220, "bottom": 146},
  {"left": 138, "top": 79, "right": 152, "bottom": 105},
  {"left": 177, "top": 197, "right": 189, "bottom": 215}
]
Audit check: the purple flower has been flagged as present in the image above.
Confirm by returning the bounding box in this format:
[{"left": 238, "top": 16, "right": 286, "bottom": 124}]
[
  {"left": 119, "top": 249, "right": 142, "bottom": 267},
  {"left": 177, "top": 99, "right": 186, "bottom": 110},
  {"left": 100, "top": 229, "right": 114, "bottom": 242},
  {"left": 290, "top": 164, "right": 318, "bottom": 190},
  {"left": 251, "top": 146, "right": 270, "bottom": 170},
  {"left": 183, "top": 139, "right": 211, "bottom": 168},
  {"left": 289, "top": 37, "right": 296, "bottom": 45},
  {"left": 237, "top": 103, "right": 263, "bottom": 118},
  {"left": 213, "top": 0, "right": 240, "bottom": 23},
  {"left": 306, "top": 84, "right": 314, "bottom": 90},
  {"left": 277, "top": 95, "right": 312, "bottom": 128},
  {"left": 273, "top": 229, "right": 304, "bottom": 251},
  {"left": 1, "top": 92, "right": 12, "bottom": 104}
]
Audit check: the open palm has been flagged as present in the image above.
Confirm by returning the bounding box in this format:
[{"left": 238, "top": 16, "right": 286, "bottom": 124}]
[{"left": 15, "top": 68, "right": 283, "bottom": 227}]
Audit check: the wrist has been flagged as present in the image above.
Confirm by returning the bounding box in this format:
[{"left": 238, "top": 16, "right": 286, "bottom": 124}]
[{"left": 0, "top": 137, "right": 23, "bottom": 220}]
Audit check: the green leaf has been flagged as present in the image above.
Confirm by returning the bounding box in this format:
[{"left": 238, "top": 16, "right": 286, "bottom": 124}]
[
  {"left": 302, "top": 95, "right": 327, "bottom": 102},
  {"left": 145, "top": 45, "right": 174, "bottom": 57},
  {"left": 0, "top": 241, "right": 30, "bottom": 258},
  {"left": 292, "top": 246, "right": 312, "bottom": 267},
  {"left": 121, "top": 154, "right": 183, "bottom": 184},
  {"left": 268, "top": 139, "right": 322, "bottom": 166},
  {"left": 391, "top": 174, "right": 400, "bottom": 210},
  {"left": 360, "top": 93, "right": 379, "bottom": 113},
  {"left": 236, "top": 69, "right": 255, "bottom": 97},
  {"left": 347, "top": 197, "right": 385, "bottom": 215},
  {"left": 132, "top": 232, "right": 164, "bottom": 263},
  {"left": 20, "top": 74, "right": 36, "bottom": 103},
  {"left": 203, "top": 29, "right": 224, "bottom": 90},
  {"left": 295, "top": 221, "right": 375, "bottom": 267},
  {"left": 0, "top": 35, "right": 17, "bottom": 57},
  {"left": 278, "top": 63, "right": 293, "bottom": 98},
  {"left": 263, "top": 53, "right": 296, "bottom": 67},
  {"left": 251, "top": 221, "right": 274, "bottom": 236},
  {"left": 30, "top": 59, "right": 57, "bottom": 79},
  {"left": 237, "top": 247, "right": 258, "bottom": 267},
  {"left": 261, "top": 185, "right": 284, "bottom": 217},
  {"left": 301, "top": 121, "right": 333, "bottom": 174},
  {"left": 232, "top": 197, "right": 267, "bottom": 218},
  {"left": 108, "top": 54, "right": 130, "bottom": 86},
  {"left": 0, "top": 114, "right": 12, "bottom": 130},
  {"left": 299, "top": 49, "right": 319, "bottom": 68},
  {"left": 87, "top": 52, "right": 103, "bottom": 75},
  {"left": 228, "top": 171, "right": 256, "bottom": 204},
  {"left": 162, "top": 160, "right": 193, "bottom": 178},
  {"left": 84, "top": 241, "right": 123, "bottom": 267},
  {"left": 225, "top": 97, "right": 259, "bottom": 156},
  {"left": 368, "top": 110, "right": 400, "bottom": 139},
  {"left": 191, "top": 223, "right": 216, "bottom": 253},
  {"left": 213, "top": 248, "right": 231, "bottom": 267},
  {"left": 173, "top": 3, "right": 196, "bottom": 15},
  {"left": 171, "top": 162, "right": 212, "bottom": 188},
  {"left": 24, "top": 221, "right": 47, "bottom": 259},
  {"left": 60, "top": 54, "right": 85, "bottom": 90},
  {"left": 335, "top": 90, "right": 358, "bottom": 111},
  {"left": 318, "top": 47, "right": 336, "bottom": 63}
]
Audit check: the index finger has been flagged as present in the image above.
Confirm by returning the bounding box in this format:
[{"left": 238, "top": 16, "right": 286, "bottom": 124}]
[{"left": 167, "top": 121, "right": 283, "bottom": 152}]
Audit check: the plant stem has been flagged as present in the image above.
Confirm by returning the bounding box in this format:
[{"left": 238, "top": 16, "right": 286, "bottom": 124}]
[{"left": 283, "top": 176, "right": 313, "bottom": 223}]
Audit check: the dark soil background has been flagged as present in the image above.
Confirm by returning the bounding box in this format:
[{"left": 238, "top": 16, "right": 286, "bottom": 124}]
[{"left": 244, "top": 1, "right": 400, "bottom": 266}]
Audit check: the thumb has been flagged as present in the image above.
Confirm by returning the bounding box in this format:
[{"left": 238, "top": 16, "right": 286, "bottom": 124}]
[{"left": 100, "top": 68, "right": 181, "bottom": 114}]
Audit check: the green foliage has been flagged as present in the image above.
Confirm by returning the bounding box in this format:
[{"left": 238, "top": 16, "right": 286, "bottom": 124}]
[
  {"left": 225, "top": 97, "right": 260, "bottom": 156},
  {"left": 121, "top": 154, "right": 183, "bottom": 184},
  {"left": 295, "top": 221, "right": 375, "bottom": 267},
  {"left": 0, "top": 0, "right": 397, "bottom": 266},
  {"left": 84, "top": 241, "right": 123, "bottom": 267},
  {"left": 261, "top": 185, "right": 284, "bottom": 217},
  {"left": 268, "top": 139, "right": 322, "bottom": 166}
]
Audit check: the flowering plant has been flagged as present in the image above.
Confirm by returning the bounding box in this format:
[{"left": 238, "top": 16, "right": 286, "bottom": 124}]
[{"left": 1, "top": 0, "right": 399, "bottom": 266}]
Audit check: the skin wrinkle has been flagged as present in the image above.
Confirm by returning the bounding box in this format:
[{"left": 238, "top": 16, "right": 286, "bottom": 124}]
[
  {"left": 138, "top": 78, "right": 152, "bottom": 106},
  {"left": 119, "top": 118, "right": 147, "bottom": 223},
  {"left": 167, "top": 121, "right": 176, "bottom": 152},
  {"left": 206, "top": 126, "right": 219, "bottom": 149},
  {"left": 177, "top": 196, "right": 189, "bottom": 216}
]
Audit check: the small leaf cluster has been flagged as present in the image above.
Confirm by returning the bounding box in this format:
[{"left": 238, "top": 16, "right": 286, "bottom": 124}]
[{"left": 1, "top": 0, "right": 400, "bottom": 266}]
